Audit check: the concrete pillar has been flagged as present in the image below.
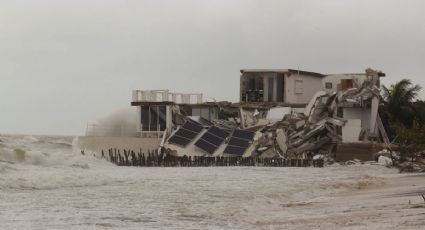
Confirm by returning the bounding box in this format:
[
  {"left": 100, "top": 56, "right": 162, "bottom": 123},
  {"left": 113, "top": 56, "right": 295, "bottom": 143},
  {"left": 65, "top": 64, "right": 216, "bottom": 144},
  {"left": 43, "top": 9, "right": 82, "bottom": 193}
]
[
  {"left": 166, "top": 105, "right": 173, "bottom": 135},
  {"left": 137, "top": 106, "right": 142, "bottom": 134},
  {"left": 263, "top": 75, "right": 269, "bottom": 102},
  {"left": 370, "top": 96, "right": 379, "bottom": 134},
  {"left": 240, "top": 74, "right": 244, "bottom": 102},
  {"left": 273, "top": 74, "right": 278, "bottom": 102},
  {"left": 283, "top": 74, "right": 287, "bottom": 102},
  {"left": 239, "top": 106, "right": 245, "bottom": 129}
]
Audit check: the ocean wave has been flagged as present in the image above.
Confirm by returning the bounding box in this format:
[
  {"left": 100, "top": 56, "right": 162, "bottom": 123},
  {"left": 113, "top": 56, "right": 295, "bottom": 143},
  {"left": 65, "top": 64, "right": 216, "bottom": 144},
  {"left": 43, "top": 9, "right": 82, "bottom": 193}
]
[
  {"left": 0, "top": 134, "right": 398, "bottom": 196},
  {"left": 0, "top": 134, "right": 117, "bottom": 190},
  {"left": 0, "top": 135, "right": 79, "bottom": 165}
]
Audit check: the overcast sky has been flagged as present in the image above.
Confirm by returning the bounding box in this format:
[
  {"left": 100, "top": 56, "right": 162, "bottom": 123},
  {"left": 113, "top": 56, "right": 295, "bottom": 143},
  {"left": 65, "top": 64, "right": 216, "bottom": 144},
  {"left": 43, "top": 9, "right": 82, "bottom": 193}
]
[{"left": 1, "top": 0, "right": 424, "bottom": 135}]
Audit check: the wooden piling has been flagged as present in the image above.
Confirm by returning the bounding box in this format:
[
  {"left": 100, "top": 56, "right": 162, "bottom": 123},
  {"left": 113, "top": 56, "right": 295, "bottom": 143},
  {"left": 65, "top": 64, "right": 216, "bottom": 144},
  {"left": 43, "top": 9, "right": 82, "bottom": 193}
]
[{"left": 100, "top": 148, "right": 324, "bottom": 168}]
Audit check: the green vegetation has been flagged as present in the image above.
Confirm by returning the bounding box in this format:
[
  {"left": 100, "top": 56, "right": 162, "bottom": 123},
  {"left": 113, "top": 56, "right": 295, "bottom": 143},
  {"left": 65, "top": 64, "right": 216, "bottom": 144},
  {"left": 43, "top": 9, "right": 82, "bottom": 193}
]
[
  {"left": 381, "top": 79, "right": 422, "bottom": 127},
  {"left": 381, "top": 79, "right": 425, "bottom": 156}
]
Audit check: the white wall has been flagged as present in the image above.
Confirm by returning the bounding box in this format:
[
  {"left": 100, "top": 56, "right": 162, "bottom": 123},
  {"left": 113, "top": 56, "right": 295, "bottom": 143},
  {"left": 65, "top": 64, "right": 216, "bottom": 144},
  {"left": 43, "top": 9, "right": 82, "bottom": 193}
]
[
  {"left": 343, "top": 107, "right": 371, "bottom": 131},
  {"left": 285, "top": 74, "right": 323, "bottom": 104},
  {"left": 342, "top": 119, "right": 362, "bottom": 143},
  {"left": 322, "top": 74, "right": 367, "bottom": 92}
]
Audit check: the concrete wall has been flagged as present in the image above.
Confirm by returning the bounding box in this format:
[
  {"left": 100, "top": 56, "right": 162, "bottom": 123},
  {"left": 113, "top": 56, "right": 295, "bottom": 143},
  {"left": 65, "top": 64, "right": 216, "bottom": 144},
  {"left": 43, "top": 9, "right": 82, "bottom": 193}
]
[
  {"left": 322, "top": 74, "right": 367, "bottom": 92},
  {"left": 343, "top": 107, "right": 371, "bottom": 131},
  {"left": 342, "top": 119, "right": 362, "bottom": 143},
  {"left": 284, "top": 74, "right": 323, "bottom": 104},
  {"left": 76, "top": 136, "right": 161, "bottom": 153},
  {"left": 336, "top": 143, "right": 381, "bottom": 161}
]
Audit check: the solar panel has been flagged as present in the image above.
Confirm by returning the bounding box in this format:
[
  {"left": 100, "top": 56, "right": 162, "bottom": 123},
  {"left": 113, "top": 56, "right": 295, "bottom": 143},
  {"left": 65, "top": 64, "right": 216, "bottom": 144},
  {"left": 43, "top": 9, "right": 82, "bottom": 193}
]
[
  {"left": 183, "top": 121, "right": 203, "bottom": 133},
  {"left": 232, "top": 129, "right": 255, "bottom": 140},
  {"left": 168, "top": 135, "right": 191, "bottom": 146},
  {"left": 201, "top": 132, "right": 223, "bottom": 147},
  {"left": 223, "top": 129, "right": 255, "bottom": 155},
  {"left": 194, "top": 126, "right": 228, "bottom": 154},
  {"left": 208, "top": 126, "right": 228, "bottom": 139},
  {"left": 223, "top": 145, "right": 246, "bottom": 155},
  {"left": 167, "top": 121, "right": 204, "bottom": 147},
  {"left": 194, "top": 139, "right": 217, "bottom": 154},
  {"left": 174, "top": 128, "right": 198, "bottom": 140},
  {"left": 228, "top": 137, "right": 250, "bottom": 148}
]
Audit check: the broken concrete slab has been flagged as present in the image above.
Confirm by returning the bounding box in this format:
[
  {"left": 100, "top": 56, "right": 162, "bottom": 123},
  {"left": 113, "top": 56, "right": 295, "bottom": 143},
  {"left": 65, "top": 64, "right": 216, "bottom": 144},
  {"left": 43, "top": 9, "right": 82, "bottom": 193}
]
[
  {"left": 276, "top": 129, "right": 288, "bottom": 155},
  {"left": 304, "top": 91, "right": 328, "bottom": 117}
]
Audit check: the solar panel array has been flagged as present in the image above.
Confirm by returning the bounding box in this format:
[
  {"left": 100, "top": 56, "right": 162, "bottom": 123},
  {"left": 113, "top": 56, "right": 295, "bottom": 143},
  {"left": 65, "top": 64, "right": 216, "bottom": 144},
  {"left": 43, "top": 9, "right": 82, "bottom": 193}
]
[
  {"left": 194, "top": 126, "right": 229, "bottom": 154},
  {"left": 168, "top": 121, "right": 203, "bottom": 147},
  {"left": 223, "top": 129, "right": 255, "bottom": 155}
]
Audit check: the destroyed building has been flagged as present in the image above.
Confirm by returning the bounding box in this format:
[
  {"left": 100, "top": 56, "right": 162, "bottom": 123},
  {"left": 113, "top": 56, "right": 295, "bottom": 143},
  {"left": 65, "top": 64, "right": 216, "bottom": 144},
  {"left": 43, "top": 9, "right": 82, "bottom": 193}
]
[
  {"left": 239, "top": 69, "right": 325, "bottom": 104},
  {"left": 80, "top": 68, "right": 389, "bottom": 162}
]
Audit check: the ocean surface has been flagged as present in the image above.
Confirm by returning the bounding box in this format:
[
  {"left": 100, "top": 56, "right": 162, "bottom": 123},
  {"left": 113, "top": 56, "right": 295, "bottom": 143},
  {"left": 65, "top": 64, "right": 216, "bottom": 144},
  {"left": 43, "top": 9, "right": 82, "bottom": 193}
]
[{"left": 0, "top": 134, "right": 398, "bottom": 229}]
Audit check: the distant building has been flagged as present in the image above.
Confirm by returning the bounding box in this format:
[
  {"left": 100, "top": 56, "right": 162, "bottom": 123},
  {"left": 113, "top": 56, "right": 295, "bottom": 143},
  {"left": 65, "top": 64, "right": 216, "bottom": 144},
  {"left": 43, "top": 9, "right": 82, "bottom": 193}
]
[
  {"left": 79, "top": 67, "right": 388, "bottom": 161},
  {"left": 239, "top": 69, "right": 325, "bottom": 105},
  {"left": 131, "top": 90, "right": 204, "bottom": 137}
]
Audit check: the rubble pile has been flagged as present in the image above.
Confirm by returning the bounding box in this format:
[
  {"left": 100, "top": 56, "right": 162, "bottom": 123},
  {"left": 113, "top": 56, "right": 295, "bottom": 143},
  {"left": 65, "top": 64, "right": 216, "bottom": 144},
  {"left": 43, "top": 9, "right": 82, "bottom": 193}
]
[
  {"left": 240, "top": 73, "right": 387, "bottom": 160},
  {"left": 374, "top": 149, "right": 425, "bottom": 172},
  {"left": 163, "top": 68, "right": 393, "bottom": 162}
]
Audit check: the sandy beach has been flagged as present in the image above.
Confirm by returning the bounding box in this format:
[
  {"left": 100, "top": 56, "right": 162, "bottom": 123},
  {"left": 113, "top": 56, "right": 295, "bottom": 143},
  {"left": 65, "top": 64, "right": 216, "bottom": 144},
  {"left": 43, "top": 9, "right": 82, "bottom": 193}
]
[
  {"left": 260, "top": 173, "right": 425, "bottom": 230},
  {"left": 0, "top": 135, "right": 424, "bottom": 229}
]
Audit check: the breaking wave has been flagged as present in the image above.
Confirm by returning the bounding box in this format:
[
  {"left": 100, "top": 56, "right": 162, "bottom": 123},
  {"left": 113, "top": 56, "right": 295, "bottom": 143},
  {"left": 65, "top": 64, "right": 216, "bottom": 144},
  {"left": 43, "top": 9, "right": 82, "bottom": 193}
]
[
  {"left": 0, "top": 134, "right": 398, "bottom": 197},
  {"left": 0, "top": 134, "right": 117, "bottom": 190},
  {"left": 0, "top": 134, "right": 79, "bottom": 166}
]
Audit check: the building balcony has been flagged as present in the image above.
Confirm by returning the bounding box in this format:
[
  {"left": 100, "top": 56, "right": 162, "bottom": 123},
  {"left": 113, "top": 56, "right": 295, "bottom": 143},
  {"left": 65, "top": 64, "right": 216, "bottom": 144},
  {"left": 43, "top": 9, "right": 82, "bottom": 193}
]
[{"left": 132, "top": 90, "right": 203, "bottom": 105}]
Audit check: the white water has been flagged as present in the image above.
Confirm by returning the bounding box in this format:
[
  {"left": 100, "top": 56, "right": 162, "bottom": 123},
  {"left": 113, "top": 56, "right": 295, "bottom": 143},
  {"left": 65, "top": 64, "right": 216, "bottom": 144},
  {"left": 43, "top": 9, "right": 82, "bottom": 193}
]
[{"left": 0, "top": 134, "right": 399, "bottom": 229}]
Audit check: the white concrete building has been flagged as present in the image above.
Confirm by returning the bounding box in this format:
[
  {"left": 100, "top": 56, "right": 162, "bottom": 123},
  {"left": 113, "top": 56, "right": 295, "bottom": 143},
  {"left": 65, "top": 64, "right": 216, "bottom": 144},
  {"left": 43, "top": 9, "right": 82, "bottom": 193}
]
[
  {"left": 334, "top": 69, "right": 387, "bottom": 144},
  {"left": 131, "top": 90, "right": 203, "bottom": 137},
  {"left": 322, "top": 73, "right": 368, "bottom": 93},
  {"left": 239, "top": 69, "right": 325, "bottom": 104}
]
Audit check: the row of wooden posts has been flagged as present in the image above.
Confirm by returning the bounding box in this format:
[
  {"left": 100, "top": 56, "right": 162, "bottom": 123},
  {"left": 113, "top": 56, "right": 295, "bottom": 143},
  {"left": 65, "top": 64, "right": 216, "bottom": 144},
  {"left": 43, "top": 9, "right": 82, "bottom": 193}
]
[{"left": 99, "top": 148, "right": 325, "bottom": 168}]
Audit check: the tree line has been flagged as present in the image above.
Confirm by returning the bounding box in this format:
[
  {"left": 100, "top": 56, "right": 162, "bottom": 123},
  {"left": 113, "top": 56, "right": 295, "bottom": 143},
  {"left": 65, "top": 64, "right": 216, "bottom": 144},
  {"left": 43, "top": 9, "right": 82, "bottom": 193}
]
[{"left": 381, "top": 79, "right": 425, "bottom": 158}]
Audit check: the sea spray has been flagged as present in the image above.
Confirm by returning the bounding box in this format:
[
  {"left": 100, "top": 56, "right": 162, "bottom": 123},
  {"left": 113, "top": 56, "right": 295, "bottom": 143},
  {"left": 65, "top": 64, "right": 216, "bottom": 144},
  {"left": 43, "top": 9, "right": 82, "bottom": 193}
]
[
  {"left": 86, "top": 107, "right": 138, "bottom": 137},
  {"left": 14, "top": 148, "right": 26, "bottom": 161},
  {"left": 0, "top": 134, "right": 115, "bottom": 190},
  {"left": 0, "top": 134, "right": 85, "bottom": 166}
]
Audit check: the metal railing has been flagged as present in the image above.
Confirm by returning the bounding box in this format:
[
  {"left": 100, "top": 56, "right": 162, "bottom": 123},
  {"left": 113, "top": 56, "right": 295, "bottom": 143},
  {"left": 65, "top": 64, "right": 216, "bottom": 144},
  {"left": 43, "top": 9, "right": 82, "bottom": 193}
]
[{"left": 132, "top": 90, "right": 203, "bottom": 104}]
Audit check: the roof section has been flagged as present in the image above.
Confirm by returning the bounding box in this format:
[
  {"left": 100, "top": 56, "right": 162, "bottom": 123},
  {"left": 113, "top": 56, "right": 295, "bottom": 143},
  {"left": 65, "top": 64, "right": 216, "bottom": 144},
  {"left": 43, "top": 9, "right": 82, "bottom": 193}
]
[
  {"left": 325, "top": 73, "right": 366, "bottom": 76},
  {"left": 240, "top": 69, "right": 325, "bottom": 78}
]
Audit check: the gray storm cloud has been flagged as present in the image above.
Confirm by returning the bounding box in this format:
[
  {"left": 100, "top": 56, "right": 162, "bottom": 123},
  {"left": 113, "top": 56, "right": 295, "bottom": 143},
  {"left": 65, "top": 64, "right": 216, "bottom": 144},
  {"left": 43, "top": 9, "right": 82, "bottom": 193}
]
[{"left": 0, "top": 0, "right": 424, "bottom": 135}]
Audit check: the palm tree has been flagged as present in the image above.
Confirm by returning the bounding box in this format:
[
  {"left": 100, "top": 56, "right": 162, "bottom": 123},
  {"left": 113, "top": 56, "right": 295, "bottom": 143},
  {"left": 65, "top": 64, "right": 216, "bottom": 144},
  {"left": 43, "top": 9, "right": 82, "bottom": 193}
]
[
  {"left": 381, "top": 79, "right": 422, "bottom": 127},
  {"left": 413, "top": 100, "right": 425, "bottom": 123}
]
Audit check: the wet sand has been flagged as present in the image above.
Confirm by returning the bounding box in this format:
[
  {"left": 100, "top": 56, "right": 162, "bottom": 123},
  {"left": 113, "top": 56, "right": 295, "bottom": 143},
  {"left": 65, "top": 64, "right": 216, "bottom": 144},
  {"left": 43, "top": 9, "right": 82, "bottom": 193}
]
[
  {"left": 1, "top": 134, "right": 424, "bottom": 229},
  {"left": 257, "top": 174, "right": 425, "bottom": 230}
]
